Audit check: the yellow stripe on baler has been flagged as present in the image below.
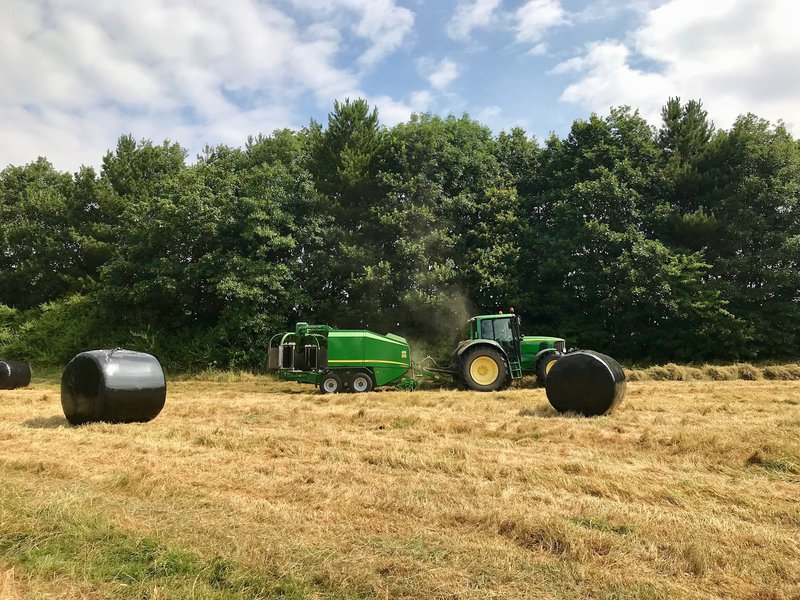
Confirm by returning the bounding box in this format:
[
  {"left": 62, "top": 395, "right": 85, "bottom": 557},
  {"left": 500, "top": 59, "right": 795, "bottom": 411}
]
[{"left": 328, "top": 359, "right": 409, "bottom": 367}]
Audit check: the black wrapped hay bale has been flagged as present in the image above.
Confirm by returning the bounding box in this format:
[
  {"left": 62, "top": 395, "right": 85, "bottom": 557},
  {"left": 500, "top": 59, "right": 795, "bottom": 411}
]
[
  {"left": 545, "top": 351, "right": 626, "bottom": 416},
  {"left": 61, "top": 349, "right": 166, "bottom": 425},
  {"left": 0, "top": 360, "right": 32, "bottom": 390}
]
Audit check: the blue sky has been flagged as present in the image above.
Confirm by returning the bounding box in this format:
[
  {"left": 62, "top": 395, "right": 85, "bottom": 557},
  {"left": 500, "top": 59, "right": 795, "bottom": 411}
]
[{"left": 1, "top": 0, "right": 798, "bottom": 171}]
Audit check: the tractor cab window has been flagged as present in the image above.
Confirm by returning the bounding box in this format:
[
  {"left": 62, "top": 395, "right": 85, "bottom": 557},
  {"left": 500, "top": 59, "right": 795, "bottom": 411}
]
[
  {"left": 494, "top": 318, "right": 512, "bottom": 343},
  {"left": 480, "top": 317, "right": 513, "bottom": 342}
]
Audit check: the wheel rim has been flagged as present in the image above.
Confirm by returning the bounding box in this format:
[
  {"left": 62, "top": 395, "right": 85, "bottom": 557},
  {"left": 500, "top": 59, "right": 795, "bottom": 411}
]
[
  {"left": 470, "top": 356, "right": 499, "bottom": 386},
  {"left": 545, "top": 359, "right": 558, "bottom": 374},
  {"left": 352, "top": 376, "right": 369, "bottom": 392},
  {"left": 323, "top": 378, "right": 338, "bottom": 392}
]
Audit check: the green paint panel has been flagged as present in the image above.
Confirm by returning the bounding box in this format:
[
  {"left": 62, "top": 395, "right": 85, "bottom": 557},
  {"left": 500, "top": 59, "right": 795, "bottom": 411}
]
[
  {"left": 520, "top": 336, "right": 565, "bottom": 371},
  {"left": 327, "top": 330, "right": 411, "bottom": 386},
  {"left": 372, "top": 366, "right": 409, "bottom": 387},
  {"left": 278, "top": 370, "right": 318, "bottom": 384}
]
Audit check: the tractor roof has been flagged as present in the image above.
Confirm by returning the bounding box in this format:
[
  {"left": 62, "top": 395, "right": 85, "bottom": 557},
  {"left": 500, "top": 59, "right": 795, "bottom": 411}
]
[{"left": 469, "top": 314, "right": 516, "bottom": 321}]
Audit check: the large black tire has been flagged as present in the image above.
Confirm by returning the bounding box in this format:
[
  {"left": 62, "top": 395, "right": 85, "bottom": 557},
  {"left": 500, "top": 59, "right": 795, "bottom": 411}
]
[
  {"left": 347, "top": 371, "right": 374, "bottom": 393},
  {"left": 319, "top": 372, "right": 344, "bottom": 394},
  {"left": 461, "top": 346, "right": 508, "bottom": 392},
  {"left": 534, "top": 349, "right": 562, "bottom": 383}
]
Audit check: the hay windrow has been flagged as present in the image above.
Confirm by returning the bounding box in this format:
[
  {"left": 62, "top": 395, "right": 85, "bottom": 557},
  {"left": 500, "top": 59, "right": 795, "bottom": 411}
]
[{"left": 625, "top": 362, "right": 800, "bottom": 381}]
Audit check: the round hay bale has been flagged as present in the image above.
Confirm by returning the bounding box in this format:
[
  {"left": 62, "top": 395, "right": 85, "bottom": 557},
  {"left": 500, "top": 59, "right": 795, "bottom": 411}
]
[
  {"left": 60, "top": 349, "right": 166, "bottom": 425},
  {"left": 0, "top": 360, "right": 32, "bottom": 390},
  {"left": 545, "top": 351, "right": 626, "bottom": 416}
]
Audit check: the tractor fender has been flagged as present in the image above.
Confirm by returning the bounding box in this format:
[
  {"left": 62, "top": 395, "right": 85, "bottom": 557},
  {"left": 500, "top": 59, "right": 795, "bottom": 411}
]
[
  {"left": 533, "top": 347, "right": 562, "bottom": 366},
  {"left": 455, "top": 339, "right": 510, "bottom": 363}
]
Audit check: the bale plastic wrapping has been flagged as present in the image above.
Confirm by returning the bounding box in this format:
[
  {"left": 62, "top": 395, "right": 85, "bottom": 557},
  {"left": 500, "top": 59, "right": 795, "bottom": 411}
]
[
  {"left": 545, "top": 350, "right": 626, "bottom": 416},
  {"left": 0, "top": 360, "right": 32, "bottom": 390},
  {"left": 61, "top": 349, "right": 166, "bottom": 425}
]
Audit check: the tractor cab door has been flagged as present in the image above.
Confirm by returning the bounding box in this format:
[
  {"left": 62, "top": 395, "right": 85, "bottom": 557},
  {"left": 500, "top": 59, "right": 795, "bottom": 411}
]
[
  {"left": 511, "top": 316, "right": 522, "bottom": 363},
  {"left": 479, "top": 316, "right": 522, "bottom": 363}
]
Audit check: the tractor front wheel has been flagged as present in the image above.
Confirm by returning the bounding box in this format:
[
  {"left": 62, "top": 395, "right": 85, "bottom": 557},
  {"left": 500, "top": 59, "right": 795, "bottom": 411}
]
[
  {"left": 534, "top": 349, "right": 562, "bottom": 384},
  {"left": 319, "top": 372, "right": 344, "bottom": 394},
  {"left": 462, "top": 347, "right": 508, "bottom": 392}
]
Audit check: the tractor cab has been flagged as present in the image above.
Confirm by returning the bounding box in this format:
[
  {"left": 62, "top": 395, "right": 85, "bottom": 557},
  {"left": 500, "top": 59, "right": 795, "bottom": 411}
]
[{"left": 467, "top": 313, "right": 524, "bottom": 379}]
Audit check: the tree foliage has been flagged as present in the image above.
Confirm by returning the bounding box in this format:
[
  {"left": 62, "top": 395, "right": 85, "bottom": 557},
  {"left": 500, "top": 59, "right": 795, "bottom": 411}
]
[{"left": 1, "top": 99, "right": 798, "bottom": 369}]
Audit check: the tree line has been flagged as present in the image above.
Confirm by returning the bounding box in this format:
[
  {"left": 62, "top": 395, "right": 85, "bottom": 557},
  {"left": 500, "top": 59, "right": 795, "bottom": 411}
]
[{"left": 1, "top": 98, "right": 798, "bottom": 370}]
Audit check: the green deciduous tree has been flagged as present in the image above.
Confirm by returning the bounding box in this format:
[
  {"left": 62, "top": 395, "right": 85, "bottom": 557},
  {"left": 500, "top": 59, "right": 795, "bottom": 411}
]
[
  {"left": 0, "top": 159, "right": 86, "bottom": 308},
  {"left": 692, "top": 116, "right": 800, "bottom": 354},
  {"left": 100, "top": 143, "right": 325, "bottom": 368},
  {"left": 518, "top": 108, "right": 740, "bottom": 360},
  {"left": 1, "top": 99, "right": 798, "bottom": 368}
]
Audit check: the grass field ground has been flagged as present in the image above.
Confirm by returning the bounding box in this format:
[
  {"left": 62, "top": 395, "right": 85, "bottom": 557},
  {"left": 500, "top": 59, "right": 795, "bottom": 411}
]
[{"left": 1, "top": 377, "right": 799, "bottom": 599}]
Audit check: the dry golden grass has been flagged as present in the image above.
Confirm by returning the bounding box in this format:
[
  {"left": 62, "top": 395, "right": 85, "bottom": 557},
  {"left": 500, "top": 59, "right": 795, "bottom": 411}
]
[
  {"left": 1, "top": 377, "right": 799, "bottom": 599},
  {"left": 625, "top": 363, "right": 800, "bottom": 382}
]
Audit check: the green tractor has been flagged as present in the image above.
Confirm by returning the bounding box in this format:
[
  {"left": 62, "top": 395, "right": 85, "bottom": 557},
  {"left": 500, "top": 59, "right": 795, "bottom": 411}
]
[
  {"left": 433, "top": 312, "right": 626, "bottom": 415},
  {"left": 444, "top": 312, "right": 566, "bottom": 391}
]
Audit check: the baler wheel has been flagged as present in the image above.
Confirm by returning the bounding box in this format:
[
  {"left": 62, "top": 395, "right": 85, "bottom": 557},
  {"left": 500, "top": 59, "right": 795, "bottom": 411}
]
[
  {"left": 462, "top": 347, "right": 508, "bottom": 392},
  {"left": 319, "top": 372, "right": 344, "bottom": 394},
  {"left": 348, "top": 372, "right": 374, "bottom": 393}
]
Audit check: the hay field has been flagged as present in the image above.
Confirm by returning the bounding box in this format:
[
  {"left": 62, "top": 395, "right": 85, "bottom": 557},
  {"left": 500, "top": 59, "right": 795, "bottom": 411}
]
[{"left": 1, "top": 377, "right": 799, "bottom": 599}]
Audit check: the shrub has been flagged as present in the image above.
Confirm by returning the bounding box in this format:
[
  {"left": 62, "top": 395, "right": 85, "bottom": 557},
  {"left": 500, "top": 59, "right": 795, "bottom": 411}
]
[
  {"left": 0, "top": 304, "right": 19, "bottom": 347},
  {"left": 0, "top": 294, "right": 121, "bottom": 366}
]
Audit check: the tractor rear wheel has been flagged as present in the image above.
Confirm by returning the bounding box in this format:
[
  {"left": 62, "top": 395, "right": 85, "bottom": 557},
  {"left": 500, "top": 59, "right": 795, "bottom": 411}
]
[
  {"left": 462, "top": 347, "right": 508, "bottom": 392},
  {"left": 535, "top": 349, "right": 562, "bottom": 384},
  {"left": 348, "top": 371, "right": 374, "bottom": 393},
  {"left": 319, "top": 372, "right": 344, "bottom": 394}
]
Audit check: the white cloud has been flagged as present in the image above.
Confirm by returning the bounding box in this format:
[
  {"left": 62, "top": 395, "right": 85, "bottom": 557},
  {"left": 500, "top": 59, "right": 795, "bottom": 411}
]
[
  {"left": 351, "top": 0, "right": 415, "bottom": 67},
  {"left": 0, "top": 0, "right": 414, "bottom": 171},
  {"left": 418, "top": 58, "right": 461, "bottom": 90},
  {"left": 514, "top": 0, "right": 567, "bottom": 44},
  {"left": 554, "top": 40, "right": 673, "bottom": 120},
  {"left": 475, "top": 105, "right": 501, "bottom": 122},
  {"left": 446, "top": 0, "right": 502, "bottom": 41},
  {"left": 573, "top": 0, "right": 662, "bottom": 23},
  {"left": 370, "top": 90, "right": 433, "bottom": 125},
  {"left": 528, "top": 42, "right": 548, "bottom": 56},
  {"left": 553, "top": 0, "right": 800, "bottom": 130},
  {"left": 287, "top": 0, "right": 415, "bottom": 67}
]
